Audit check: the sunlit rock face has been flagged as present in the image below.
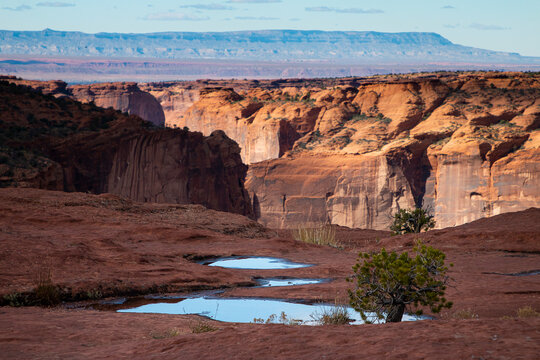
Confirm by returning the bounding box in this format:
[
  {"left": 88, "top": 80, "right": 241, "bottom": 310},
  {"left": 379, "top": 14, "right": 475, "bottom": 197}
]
[
  {"left": 70, "top": 82, "right": 166, "bottom": 126},
  {"left": 148, "top": 73, "right": 537, "bottom": 229},
  {"left": 12, "top": 72, "right": 538, "bottom": 229}
]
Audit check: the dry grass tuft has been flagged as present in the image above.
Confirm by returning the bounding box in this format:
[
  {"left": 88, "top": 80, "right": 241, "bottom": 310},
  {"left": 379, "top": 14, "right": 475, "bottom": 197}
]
[
  {"left": 451, "top": 308, "right": 479, "bottom": 320},
  {"left": 293, "top": 223, "right": 339, "bottom": 248},
  {"left": 311, "top": 301, "right": 351, "bottom": 325},
  {"left": 191, "top": 321, "right": 218, "bottom": 334},
  {"left": 150, "top": 327, "right": 181, "bottom": 339},
  {"left": 33, "top": 264, "right": 60, "bottom": 306},
  {"left": 516, "top": 306, "right": 540, "bottom": 318}
]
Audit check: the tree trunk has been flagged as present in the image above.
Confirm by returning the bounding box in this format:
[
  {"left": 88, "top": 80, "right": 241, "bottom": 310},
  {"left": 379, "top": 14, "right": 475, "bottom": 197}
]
[{"left": 386, "top": 303, "right": 405, "bottom": 322}]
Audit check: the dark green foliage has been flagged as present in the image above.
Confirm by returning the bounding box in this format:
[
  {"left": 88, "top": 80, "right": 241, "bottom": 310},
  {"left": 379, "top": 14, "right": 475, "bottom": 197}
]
[
  {"left": 390, "top": 208, "right": 435, "bottom": 235},
  {"left": 376, "top": 113, "right": 392, "bottom": 124},
  {"left": 347, "top": 241, "right": 452, "bottom": 323},
  {"left": 2, "top": 292, "right": 30, "bottom": 307}
]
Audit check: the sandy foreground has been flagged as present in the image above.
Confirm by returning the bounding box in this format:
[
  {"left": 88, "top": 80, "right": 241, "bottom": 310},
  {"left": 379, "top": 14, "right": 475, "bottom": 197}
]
[{"left": 0, "top": 188, "right": 539, "bottom": 359}]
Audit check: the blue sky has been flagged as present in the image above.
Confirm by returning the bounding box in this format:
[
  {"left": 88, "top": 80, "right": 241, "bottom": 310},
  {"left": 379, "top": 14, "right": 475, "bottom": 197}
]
[{"left": 1, "top": 0, "right": 539, "bottom": 57}]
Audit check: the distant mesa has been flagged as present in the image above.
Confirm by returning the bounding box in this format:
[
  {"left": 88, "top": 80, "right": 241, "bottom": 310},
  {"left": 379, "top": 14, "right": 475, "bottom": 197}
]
[{"left": 0, "top": 29, "right": 538, "bottom": 64}]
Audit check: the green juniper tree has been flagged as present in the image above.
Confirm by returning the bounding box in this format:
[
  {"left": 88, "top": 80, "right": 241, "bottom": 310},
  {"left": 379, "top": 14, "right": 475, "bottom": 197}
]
[
  {"left": 348, "top": 241, "right": 452, "bottom": 323},
  {"left": 390, "top": 208, "right": 435, "bottom": 235}
]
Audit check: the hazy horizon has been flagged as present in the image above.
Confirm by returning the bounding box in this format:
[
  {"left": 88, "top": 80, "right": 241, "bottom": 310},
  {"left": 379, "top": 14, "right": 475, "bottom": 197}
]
[{"left": 0, "top": 0, "right": 539, "bottom": 57}]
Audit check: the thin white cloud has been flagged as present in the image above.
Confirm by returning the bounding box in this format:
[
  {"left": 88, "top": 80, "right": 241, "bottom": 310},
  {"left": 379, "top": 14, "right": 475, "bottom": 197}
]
[
  {"left": 2, "top": 5, "right": 31, "bottom": 11},
  {"left": 36, "top": 2, "right": 75, "bottom": 7},
  {"left": 142, "top": 12, "right": 210, "bottom": 21},
  {"left": 470, "top": 23, "right": 510, "bottom": 31},
  {"left": 180, "top": 4, "right": 234, "bottom": 10},
  {"left": 442, "top": 5, "right": 455, "bottom": 9},
  {"left": 306, "top": 7, "right": 383, "bottom": 14},
  {"left": 443, "top": 24, "right": 459, "bottom": 29},
  {"left": 228, "top": 0, "right": 281, "bottom": 3},
  {"left": 235, "top": 16, "right": 279, "bottom": 20}
]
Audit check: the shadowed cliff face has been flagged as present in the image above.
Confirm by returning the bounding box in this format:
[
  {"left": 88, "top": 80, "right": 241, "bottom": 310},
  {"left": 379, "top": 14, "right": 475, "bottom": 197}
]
[
  {"left": 0, "top": 80, "right": 252, "bottom": 217},
  {"left": 142, "top": 72, "right": 539, "bottom": 230},
  {"left": 106, "top": 129, "right": 252, "bottom": 216}
]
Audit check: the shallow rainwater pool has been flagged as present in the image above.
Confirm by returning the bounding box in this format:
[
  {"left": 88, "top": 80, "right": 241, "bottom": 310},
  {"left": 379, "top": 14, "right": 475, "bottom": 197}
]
[
  {"left": 255, "top": 278, "right": 330, "bottom": 287},
  {"left": 118, "top": 297, "right": 427, "bottom": 325},
  {"left": 201, "top": 256, "right": 312, "bottom": 269}
]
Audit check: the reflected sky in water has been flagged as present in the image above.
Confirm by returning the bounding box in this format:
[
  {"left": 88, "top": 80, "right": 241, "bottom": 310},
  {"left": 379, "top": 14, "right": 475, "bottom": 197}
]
[
  {"left": 204, "top": 257, "right": 312, "bottom": 270},
  {"left": 118, "top": 297, "right": 426, "bottom": 325}
]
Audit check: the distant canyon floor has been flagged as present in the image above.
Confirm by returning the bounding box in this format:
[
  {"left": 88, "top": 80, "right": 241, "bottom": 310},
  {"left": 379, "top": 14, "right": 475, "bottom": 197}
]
[
  {"left": 3, "top": 55, "right": 540, "bottom": 83},
  {"left": 0, "top": 188, "right": 539, "bottom": 359}
]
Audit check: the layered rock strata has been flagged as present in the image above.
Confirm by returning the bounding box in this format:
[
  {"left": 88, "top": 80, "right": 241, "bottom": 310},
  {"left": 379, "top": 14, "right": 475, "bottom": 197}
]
[
  {"left": 70, "top": 82, "right": 165, "bottom": 126},
  {"left": 2, "top": 76, "right": 165, "bottom": 126},
  {"left": 154, "top": 72, "right": 539, "bottom": 229},
  {"left": 6, "top": 72, "right": 539, "bottom": 229}
]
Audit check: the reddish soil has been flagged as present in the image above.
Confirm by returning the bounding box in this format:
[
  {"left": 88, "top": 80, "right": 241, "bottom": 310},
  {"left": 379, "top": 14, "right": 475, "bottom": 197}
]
[{"left": 1, "top": 188, "right": 539, "bottom": 359}]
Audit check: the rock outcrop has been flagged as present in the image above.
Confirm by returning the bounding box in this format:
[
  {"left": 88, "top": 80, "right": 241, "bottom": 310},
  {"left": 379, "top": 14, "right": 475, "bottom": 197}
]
[
  {"left": 2, "top": 76, "right": 165, "bottom": 126},
  {"left": 70, "top": 82, "right": 165, "bottom": 126},
  {"left": 147, "top": 72, "right": 539, "bottom": 229},
  {"left": 7, "top": 72, "right": 538, "bottom": 229},
  {"left": 0, "top": 80, "right": 252, "bottom": 217}
]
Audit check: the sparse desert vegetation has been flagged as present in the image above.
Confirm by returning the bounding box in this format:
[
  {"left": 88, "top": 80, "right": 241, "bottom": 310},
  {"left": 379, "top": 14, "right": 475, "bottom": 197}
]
[{"left": 293, "top": 223, "right": 339, "bottom": 248}]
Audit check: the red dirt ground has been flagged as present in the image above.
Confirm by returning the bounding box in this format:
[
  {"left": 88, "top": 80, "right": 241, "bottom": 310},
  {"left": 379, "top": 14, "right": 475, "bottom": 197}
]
[{"left": 1, "top": 188, "right": 539, "bottom": 359}]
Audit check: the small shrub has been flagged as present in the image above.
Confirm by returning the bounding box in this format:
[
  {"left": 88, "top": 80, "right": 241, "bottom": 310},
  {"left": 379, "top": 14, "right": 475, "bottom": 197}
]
[
  {"left": 390, "top": 207, "right": 435, "bottom": 235},
  {"left": 311, "top": 303, "right": 351, "bottom": 325},
  {"left": 516, "top": 306, "right": 540, "bottom": 318},
  {"left": 85, "top": 289, "right": 103, "bottom": 300},
  {"left": 349, "top": 113, "right": 369, "bottom": 123},
  {"left": 3, "top": 292, "right": 30, "bottom": 307},
  {"left": 376, "top": 113, "right": 392, "bottom": 124},
  {"left": 191, "top": 321, "right": 218, "bottom": 333},
  {"left": 293, "top": 223, "right": 339, "bottom": 248}
]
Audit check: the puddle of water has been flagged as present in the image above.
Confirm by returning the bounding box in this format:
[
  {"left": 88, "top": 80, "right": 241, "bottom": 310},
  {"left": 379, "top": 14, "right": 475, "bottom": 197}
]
[
  {"left": 202, "top": 256, "right": 312, "bottom": 270},
  {"left": 484, "top": 269, "right": 540, "bottom": 277},
  {"left": 512, "top": 270, "right": 540, "bottom": 276},
  {"left": 118, "top": 297, "right": 426, "bottom": 325},
  {"left": 255, "top": 278, "right": 330, "bottom": 287}
]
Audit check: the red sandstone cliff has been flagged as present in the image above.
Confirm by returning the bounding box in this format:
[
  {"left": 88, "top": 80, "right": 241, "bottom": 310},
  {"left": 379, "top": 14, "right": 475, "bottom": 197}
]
[
  {"left": 70, "top": 82, "right": 165, "bottom": 126},
  {"left": 143, "top": 72, "right": 539, "bottom": 229},
  {"left": 6, "top": 73, "right": 537, "bottom": 229},
  {"left": 2, "top": 76, "right": 165, "bottom": 126},
  {"left": 0, "top": 79, "right": 252, "bottom": 217}
]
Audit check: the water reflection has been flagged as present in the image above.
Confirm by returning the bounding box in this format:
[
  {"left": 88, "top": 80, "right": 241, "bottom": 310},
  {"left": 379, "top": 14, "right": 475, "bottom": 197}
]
[
  {"left": 202, "top": 256, "right": 313, "bottom": 269},
  {"left": 118, "top": 297, "right": 427, "bottom": 325},
  {"left": 255, "top": 278, "right": 329, "bottom": 287}
]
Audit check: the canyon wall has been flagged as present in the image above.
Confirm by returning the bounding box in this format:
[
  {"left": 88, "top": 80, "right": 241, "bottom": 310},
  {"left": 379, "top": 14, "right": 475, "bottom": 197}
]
[
  {"left": 105, "top": 129, "right": 252, "bottom": 216},
  {"left": 3, "top": 76, "right": 165, "bottom": 126},
  {"left": 0, "top": 79, "right": 252, "bottom": 217},
  {"left": 70, "top": 82, "right": 166, "bottom": 126},
  {"left": 49, "top": 121, "right": 253, "bottom": 217},
  {"left": 145, "top": 73, "right": 539, "bottom": 230},
  {"left": 6, "top": 73, "right": 539, "bottom": 229}
]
